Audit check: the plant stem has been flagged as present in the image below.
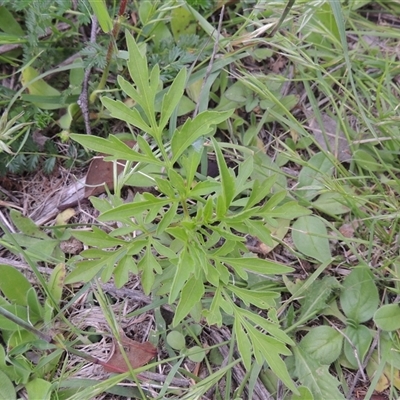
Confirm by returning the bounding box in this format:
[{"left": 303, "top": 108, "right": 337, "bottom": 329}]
[
  {"left": 0, "top": 306, "right": 53, "bottom": 342},
  {"left": 90, "top": 0, "right": 128, "bottom": 104}
]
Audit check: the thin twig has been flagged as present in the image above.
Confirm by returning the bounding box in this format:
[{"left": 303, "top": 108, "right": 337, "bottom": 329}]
[
  {"left": 346, "top": 330, "right": 380, "bottom": 399},
  {"left": 193, "top": 5, "right": 225, "bottom": 117},
  {"left": 138, "top": 371, "right": 190, "bottom": 388},
  {"left": 78, "top": 16, "right": 98, "bottom": 135},
  {"left": 0, "top": 306, "right": 53, "bottom": 342},
  {"left": 329, "top": 322, "right": 367, "bottom": 381},
  {"left": 92, "top": 0, "right": 128, "bottom": 103}
]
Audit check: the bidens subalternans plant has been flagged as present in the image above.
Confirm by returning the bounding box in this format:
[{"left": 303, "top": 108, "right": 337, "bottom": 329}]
[{"left": 69, "top": 30, "right": 310, "bottom": 393}]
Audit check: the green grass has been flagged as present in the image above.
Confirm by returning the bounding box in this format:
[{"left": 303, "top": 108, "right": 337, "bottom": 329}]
[{"left": 1, "top": 0, "right": 400, "bottom": 399}]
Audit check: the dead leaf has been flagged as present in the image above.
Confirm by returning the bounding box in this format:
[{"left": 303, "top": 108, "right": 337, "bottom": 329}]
[
  {"left": 103, "top": 331, "right": 157, "bottom": 373},
  {"left": 84, "top": 156, "right": 124, "bottom": 198},
  {"left": 32, "top": 130, "right": 49, "bottom": 150},
  {"left": 306, "top": 111, "right": 351, "bottom": 162},
  {"left": 60, "top": 237, "right": 83, "bottom": 255},
  {"left": 84, "top": 140, "right": 136, "bottom": 198},
  {"left": 339, "top": 220, "right": 359, "bottom": 238},
  {"left": 55, "top": 208, "right": 75, "bottom": 225}
]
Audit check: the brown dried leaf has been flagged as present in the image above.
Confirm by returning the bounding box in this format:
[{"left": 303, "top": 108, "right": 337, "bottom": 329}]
[
  {"left": 84, "top": 156, "right": 124, "bottom": 198},
  {"left": 103, "top": 331, "right": 157, "bottom": 373},
  {"left": 339, "top": 220, "right": 359, "bottom": 238},
  {"left": 306, "top": 112, "right": 351, "bottom": 162},
  {"left": 84, "top": 140, "right": 136, "bottom": 198},
  {"left": 55, "top": 208, "right": 75, "bottom": 225}
]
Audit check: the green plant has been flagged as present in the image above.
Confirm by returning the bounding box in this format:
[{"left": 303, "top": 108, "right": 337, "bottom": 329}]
[
  {"left": 0, "top": 262, "right": 65, "bottom": 400},
  {"left": 284, "top": 265, "right": 396, "bottom": 400},
  {"left": 68, "top": 30, "right": 311, "bottom": 394}
]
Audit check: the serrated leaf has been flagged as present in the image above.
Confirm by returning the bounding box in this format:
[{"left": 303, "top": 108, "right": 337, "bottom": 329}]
[
  {"left": 170, "top": 249, "right": 195, "bottom": 303},
  {"left": 72, "top": 227, "right": 126, "bottom": 247},
  {"left": 234, "top": 156, "right": 253, "bottom": 194},
  {"left": 125, "top": 32, "right": 156, "bottom": 124},
  {"left": 219, "top": 256, "right": 293, "bottom": 276},
  {"left": 168, "top": 168, "right": 187, "bottom": 196},
  {"left": 180, "top": 146, "right": 203, "bottom": 188},
  {"left": 228, "top": 285, "right": 278, "bottom": 309},
  {"left": 114, "top": 255, "right": 135, "bottom": 288},
  {"left": 245, "top": 219, "right": 274, "bottom": 246},
  {"left": 173, "top": 275, "right": 205, "bottom": 326},
  {"left": 102, "top": 97, "right": 153, "bottom": 134},
  {"left": 156, "top": 202, "right": 179, "bottom": 235},
  {"left": 235, "top": 316, "right": 252, "bottom": 369},
  {"left": 211, "top": 138, "right": 236, "bottom": 209},
  {"left": 244, "top": 177, "right": 276, "bottom": 210},
  {"left": 340, "top": 266, "right": 379, "bottom": 323},
  {"left": 224, "top": 208, "right": 258, "bottom": 224},
  {"left": 99, "top": 197, "right": 170, "bottom": 221},
  {"left": 203, "top": 287, "right": 223, "bottom": 326},
  {"left": 189, "top": 180, "right": 221, "bottom": 198},
  {"left": 260, "top": 191, "right": 288, "bottom": 216},
  {"left": 241, "top": 309, "right": 294, "bottom": 346},
  {"left": 266, "top": 201, "right": 312, "bottom": 219},
  {"left": 138, "top": 247, "right": 161, "bottom": 295},
  {"left": 65, "top": 259, "right": 106, "bottom": 284},
  {"left": 70, "top": 134, "right": 161, "bottom": 165},
  {"left": 244, "top": 321, "right": 297, "bottom": 393},
  {"left": 299, "top": 276, "right": 340, "bottom": 322},
  {"left": 300, "top": 326, "right": 343, "bottom": 365},
  {"left": 171, "top": 110, "right": 233, "bottom": 163},
  {"left": 292, "top": 216, "right": 331, "bottom": 263},
  {"left": 160, "top": 67, "right": 187, "bottom": 130},
  {"left": 294, "top": 345, "right": 344, "bottom": 400}
]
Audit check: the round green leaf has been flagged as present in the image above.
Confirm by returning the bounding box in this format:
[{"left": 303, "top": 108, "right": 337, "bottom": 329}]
[
  {"left": 340, "top": 266, "right": 379, "bottom": 323},
  {"left": 312, "top": 192, "right": 350, "bottom": 215},
  {"left": 300, "top": 326, "right": 343, "bottom": 365},
  {"left": 343, "top": 324, "right": 372, "bottom": 369},
  {"left": 374, "top": 304, "right": 400, "bottom": 331},
  {"left": 25, "top": 378, "right": 52, "bottom": 400},
  {"left": 292, "top": 216, "right": 331, "bottom": 263},
  {"left": 186, "top": 346, "right": 205, "bottom": 363},
  {"left": 167, "top": 331, "right": 186, "bottom": 351}
]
